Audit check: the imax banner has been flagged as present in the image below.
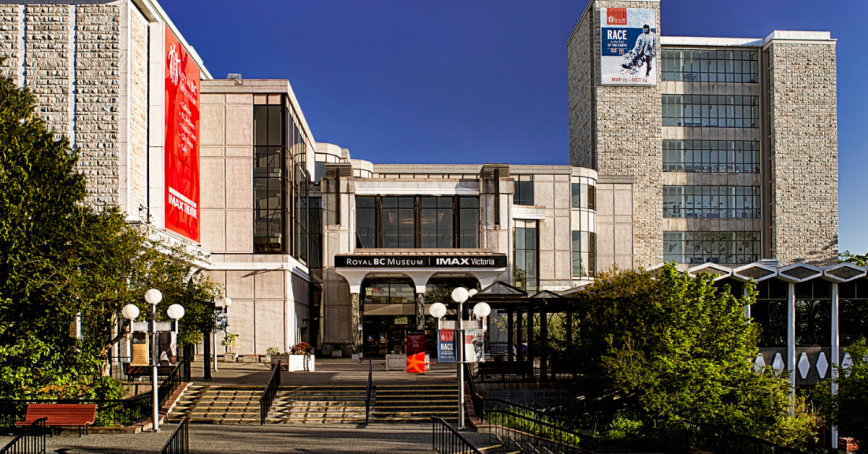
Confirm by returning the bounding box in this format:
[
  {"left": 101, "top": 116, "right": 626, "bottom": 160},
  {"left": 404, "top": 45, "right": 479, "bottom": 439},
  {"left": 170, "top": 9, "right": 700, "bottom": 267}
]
[
  {"left": 334, "top": 255, "right": 507, "bottom": 268},
  {"left": 600, "top": 8, "right": 657, "bottom": 86}
]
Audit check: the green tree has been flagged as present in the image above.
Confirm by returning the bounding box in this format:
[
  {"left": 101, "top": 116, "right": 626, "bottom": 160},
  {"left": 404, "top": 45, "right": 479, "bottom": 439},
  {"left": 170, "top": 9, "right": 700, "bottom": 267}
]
[
  {"left": 839, "top": 250, "right": 868, "bottom": 267},
  {"left": 816, "top": 339, "right": 868, "bottom": 452},
  {"left": 572, "top": 264, "right": 816, "bottom": 447},
  {"left": 0, "top": 64, "right": 219, "bottom": 400}
]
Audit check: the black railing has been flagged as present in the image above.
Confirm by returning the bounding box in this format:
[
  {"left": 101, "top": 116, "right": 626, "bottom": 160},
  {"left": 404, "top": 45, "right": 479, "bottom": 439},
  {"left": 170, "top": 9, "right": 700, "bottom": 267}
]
[
  {"left": 486, "top": 408, "right": 585, "bottom": 454},
  {"left": 259, "top": 361, "right": 281, "bottom": 425},
  {"left": 431, "top": 416, "right": 483, "bottom": 454},
  {"left": 0, "top": 397, "right": 152, "bottom": 428},
  {"left": 364, "top": 360, "right": 374, "bottom": 425},
  {"left": 158, "top": 416, "right": 189, "bottom": 454},
  {"left": 0, "top": 417, "right": 46, "bottom": 454},
  {"left": 685, "top": 420, "right": 809, "bottom": 454},
  {"left": 158, "top": 360, "right": 188, "bottom": 409},
  {"left": 463, "top": 363, "right": 483, "bottom": 423}
]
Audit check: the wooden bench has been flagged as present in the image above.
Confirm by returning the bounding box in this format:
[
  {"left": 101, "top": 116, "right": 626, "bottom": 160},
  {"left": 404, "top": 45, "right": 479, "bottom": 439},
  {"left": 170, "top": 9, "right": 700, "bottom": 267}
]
[
  {"left": 478, "top": 361, "right": 533, "bottom": 381},
  {"left": 16, "top": 403, "right": 96, "bottom": 436}
]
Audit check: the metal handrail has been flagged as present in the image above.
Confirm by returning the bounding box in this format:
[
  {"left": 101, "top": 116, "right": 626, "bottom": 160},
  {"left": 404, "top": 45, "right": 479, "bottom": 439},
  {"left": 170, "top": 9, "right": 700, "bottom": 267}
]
[
  {"left": 485, "top": 409, "right": 584, "bottom": 453},
  {"left": 158, "top": 416, "right": 189, "bottom": 454},
  {"left": 463, "top": 363, "right": 483, "bottom": 422},
  {"left": 431, "top": 416, "right": 483, "bottom": 454},
  {"left": 684, "top": 419, "right": 810, "bottom": 454},
  {"left": 0, "top": 417, "right": 46, "bottom": 454},
  {"left": 158, "top": 360, "right": 187, "bottom": 409},
  {"left": 364, "top": 360, "right": 374, "bottom": 424},
  {"left": 259, "top": 360, "right": 281, "bottom": 425}
]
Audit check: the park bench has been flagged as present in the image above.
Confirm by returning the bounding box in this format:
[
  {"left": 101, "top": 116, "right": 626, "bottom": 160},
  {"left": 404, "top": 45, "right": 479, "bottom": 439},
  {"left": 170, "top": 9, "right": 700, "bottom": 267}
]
[
  {"left": 478, "top": 361, "right": 533, "bottom": 381},
  {"left": 16, "top": 403, "right": 96, "bottom": 436}
]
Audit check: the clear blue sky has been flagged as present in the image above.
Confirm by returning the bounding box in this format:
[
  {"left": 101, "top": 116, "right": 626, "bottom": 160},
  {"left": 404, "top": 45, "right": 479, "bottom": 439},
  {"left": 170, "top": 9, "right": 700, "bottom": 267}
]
[{"left": 164, "top": 0, "right": 868, "bottom": 254}]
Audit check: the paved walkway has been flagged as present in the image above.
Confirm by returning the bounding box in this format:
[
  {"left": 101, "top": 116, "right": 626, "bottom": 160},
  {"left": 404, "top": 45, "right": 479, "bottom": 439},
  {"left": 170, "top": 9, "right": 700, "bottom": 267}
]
[
  {"left": 193, "top": 357, "right": 459, "bottom": 387},
  {"left": 1, "top": 423, "right": 493, "bottom": 453}
]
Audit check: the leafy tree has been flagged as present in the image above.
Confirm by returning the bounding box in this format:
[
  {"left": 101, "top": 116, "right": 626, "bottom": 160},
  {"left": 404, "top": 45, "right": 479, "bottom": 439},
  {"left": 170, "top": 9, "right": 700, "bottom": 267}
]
[
  {"left": 0, "top": 63, "right": 219, "bottom": 400},
  {"left": 816, "top": 339, "right": 868, "bottom": 452},
  {"left": 839, "top": 250, "right": 868, "bottom": 267},
  {"left": 571, "top": 264, "right": 816, "bottom": 447}
]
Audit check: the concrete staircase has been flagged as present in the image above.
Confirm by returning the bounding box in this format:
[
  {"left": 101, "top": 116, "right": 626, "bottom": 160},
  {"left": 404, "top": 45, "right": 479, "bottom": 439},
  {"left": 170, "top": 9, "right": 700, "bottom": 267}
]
[
  {"left": 269, "top": 386, "right": 367, "bottom": 424},
  {"left": 372, "top": 384, "right": 458, "bottom": 423},
  {"left": 167, "top": 385, "right": 261, "bottom": 424}
]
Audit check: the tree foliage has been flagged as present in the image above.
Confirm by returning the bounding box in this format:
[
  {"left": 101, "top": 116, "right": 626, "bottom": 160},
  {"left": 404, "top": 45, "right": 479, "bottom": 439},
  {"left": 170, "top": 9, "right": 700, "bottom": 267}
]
[
  {"left": 839, "top": 250, "right": 868, "bottom": 267},
  {"left": 0, "top": 64, "right": 219, "bottom": 400},
  {"left": 571, "top": 264, "right": 816, "bottom": 447},
  {"left": 816, "top": 339, "right": 868, "bottom": 452}
]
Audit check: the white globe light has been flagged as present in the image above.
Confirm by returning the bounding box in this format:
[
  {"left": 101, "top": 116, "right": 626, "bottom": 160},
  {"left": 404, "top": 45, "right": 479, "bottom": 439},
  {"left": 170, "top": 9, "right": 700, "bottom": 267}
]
[
  {"left": 144, "top": 289, "right": 162, "bottom": 305},
  {"left": 468, "top": 289, "right": 478, "bottom": 297},
  {"left": 430, "top": 302, "right": 447, "bottom": 319},
  {"left": 473, "top": 302, "right": 491, "bottom": 318},
  {"left": 167, "top": 304, "right": 185, "bottom": 321},
  {"left": 451, "top": 287, "right": 469, "bottom": 304},
  {"left": 224, "top": 297, "right": 232, "bottom": 307},
  {"left": 122, "top": 304, "right": 140, "bottom": 320}
]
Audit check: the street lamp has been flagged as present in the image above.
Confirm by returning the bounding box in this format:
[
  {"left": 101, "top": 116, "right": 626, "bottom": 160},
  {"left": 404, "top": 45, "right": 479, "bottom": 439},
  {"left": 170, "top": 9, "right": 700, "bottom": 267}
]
[
  {"left": 213, "top": 298, "right": 232, "bottom": 373},
  {"left": 430, "top": 302, "right": 446, "bottom": 329},
  {"left": 451, "top": 287, "right": 469, "bottom": 430}
]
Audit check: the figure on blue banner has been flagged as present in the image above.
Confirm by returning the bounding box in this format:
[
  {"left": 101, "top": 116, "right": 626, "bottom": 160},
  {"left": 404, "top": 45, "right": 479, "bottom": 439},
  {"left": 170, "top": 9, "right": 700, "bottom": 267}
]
[{"left": 621, "top": 24, "right": 656, "bottom": 77}]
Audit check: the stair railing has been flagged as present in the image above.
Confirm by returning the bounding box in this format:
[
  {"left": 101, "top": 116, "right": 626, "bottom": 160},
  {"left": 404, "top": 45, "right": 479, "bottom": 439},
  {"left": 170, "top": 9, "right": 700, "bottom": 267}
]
[
  {"left": 158, "top": 416, "right": 189, "bottom": 454},
  {"left": 259, "top": 360, "right": 281, "bottom": 425},
  {"left": 431, "top": 416, "right": 483, "bottom": 454},
  {"left": 0, "top": 417, "right": 46, "bottom": 454},
  {"left": 364, "top": 360, "right": 374, "bottom": 424},
  {"left": 485, "top": 407, "right": 585, "bottom": 454}
]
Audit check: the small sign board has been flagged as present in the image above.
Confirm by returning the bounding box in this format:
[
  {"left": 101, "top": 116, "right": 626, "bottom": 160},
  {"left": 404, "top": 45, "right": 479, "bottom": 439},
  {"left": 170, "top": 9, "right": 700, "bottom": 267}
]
[
  {"left": 406, "top": 330, "right": 425, "bottom": 374},
  {"left": 131, "top": 333, "right": 149, "bottom": 366},
  {"left": 437, "top": 329, "right": 457, "bottom": 363}
]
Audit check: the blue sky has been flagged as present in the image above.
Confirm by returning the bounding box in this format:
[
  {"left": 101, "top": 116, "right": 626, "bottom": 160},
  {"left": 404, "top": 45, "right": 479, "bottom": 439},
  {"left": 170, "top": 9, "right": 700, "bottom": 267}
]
[{"left": 163, "top": 0, "right": 868, "bottom": 254}]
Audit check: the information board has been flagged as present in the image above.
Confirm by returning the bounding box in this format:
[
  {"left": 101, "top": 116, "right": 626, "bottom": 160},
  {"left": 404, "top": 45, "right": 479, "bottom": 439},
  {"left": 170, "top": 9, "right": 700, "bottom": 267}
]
[{"left": 406, "top": 331, "right": 426, "bottom": 374}]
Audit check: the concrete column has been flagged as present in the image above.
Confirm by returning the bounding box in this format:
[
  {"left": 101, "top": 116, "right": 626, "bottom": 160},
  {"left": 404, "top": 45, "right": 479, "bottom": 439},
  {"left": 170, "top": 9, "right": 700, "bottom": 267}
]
[
  {"left": 351, "top": 293, "right": 362, "bottom": 354},
  {"left": 831, "top": 282, "right": 839, "bottom": 449},
  {"left": 415, "top": 293, "right": 425, "bottom": 330},
  {"left": 787, "top": 282, "right": 796, "bottom": 412},
  {"left": 507, "top": 311, "right": 514, "bottom": 362}
]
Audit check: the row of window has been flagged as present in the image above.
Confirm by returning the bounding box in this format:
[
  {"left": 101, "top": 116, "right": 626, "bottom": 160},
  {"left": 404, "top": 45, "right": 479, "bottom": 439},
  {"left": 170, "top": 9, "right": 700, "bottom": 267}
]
[
  {"left": 514, "top": 220, "right": 538, "bottom": 293},
  {"left": 663, "top": 140, "right": 760, "bottom": 173},
  {"left": 661, "top": 48, "right": 759, "bottom": 83},
  {"left": 572, "top": 231, "right": 596, "bottom": 278},
  {"left": 663, "top": 186, "right": 760, "bottom": 219},
  {"left": 514, "top": 175, "right": 597, "bottom": 211},
  {"left": 664, "top": 231, "right": 760, "bottom": 265},
  {"left": 356, "top": 196, "right": 479, "bottom": 249},
  {"left": 662, "top": 95, "right": 759, "bottom": 128}
]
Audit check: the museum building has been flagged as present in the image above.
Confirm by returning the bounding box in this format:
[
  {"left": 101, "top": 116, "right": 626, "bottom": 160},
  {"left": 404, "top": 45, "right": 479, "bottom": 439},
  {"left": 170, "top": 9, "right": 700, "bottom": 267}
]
[{"left": 0, "top": 0, "right": 858, "bottom": 393}]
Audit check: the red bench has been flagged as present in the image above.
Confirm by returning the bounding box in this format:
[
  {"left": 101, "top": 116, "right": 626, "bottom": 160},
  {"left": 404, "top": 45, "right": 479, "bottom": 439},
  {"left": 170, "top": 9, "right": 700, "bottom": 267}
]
[{"left": 16, "top": 403, "right": 96, "bottom": 436}]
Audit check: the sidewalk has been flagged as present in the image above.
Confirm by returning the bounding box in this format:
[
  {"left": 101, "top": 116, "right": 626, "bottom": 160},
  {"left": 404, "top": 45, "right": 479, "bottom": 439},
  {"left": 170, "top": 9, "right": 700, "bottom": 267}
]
[{"left": 192, "top": 356, "right": 459, "bottom": 387}]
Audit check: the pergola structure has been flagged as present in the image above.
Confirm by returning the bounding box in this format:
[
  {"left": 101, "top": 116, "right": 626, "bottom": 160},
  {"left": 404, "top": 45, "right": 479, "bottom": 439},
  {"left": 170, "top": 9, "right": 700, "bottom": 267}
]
[{"left": 467, "top": 281, "right": 581, "bottom": 380}]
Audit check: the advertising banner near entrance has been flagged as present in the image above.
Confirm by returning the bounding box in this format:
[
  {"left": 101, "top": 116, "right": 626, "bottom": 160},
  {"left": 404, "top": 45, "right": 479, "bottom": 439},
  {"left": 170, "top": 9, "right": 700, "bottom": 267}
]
[
  {"left": 437, "top": 329, "right": 457, "bottom": 363},
  {"left": 600, "top": 8, "right": 657, "bottom": 86},
  {"left": 131, "top": 333, "right": 149, "bottom": 366},
  {"left": 464, "top": 328, "right": 485, "bottom": 363},
  {"left": 164, "top": 25, "right": 201, "bottom": 242},
  {"left": 406, "top": 330, "right": 425, "bottom": 373}
]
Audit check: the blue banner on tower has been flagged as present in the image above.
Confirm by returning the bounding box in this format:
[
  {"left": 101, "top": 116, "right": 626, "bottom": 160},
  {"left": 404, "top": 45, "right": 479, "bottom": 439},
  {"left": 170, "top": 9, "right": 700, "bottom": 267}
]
[{"left": 600, "top": 8, "right": 657, "bottom": 86}]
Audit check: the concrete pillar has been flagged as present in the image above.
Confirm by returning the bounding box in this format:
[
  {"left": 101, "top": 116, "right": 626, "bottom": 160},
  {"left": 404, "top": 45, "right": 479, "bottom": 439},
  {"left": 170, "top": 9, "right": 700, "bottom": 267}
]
[
  {"left": 415, "top": 293, "right": 425, "bottom": 330},
  {"left": 351, "top": 293, "right": 362, "bottom": 354},
  {"left": 507, "top": 311, "right": 514, "bottom": 362},
  {"left": 787, "top": 282, "right": 796, "bottom": 413},
  {"left": 831, "top": 282, "right": 839, "bottom": 449}
]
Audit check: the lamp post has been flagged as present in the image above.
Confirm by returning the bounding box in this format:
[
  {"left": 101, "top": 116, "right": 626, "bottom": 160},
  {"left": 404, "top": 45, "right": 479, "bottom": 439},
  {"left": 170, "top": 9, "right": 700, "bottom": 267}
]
[
  {"left": 451, "top": 287, "right": 469, "bottom": 429},
  {"left": 213, "top": 298, "right": 232, "bottom": 373}
]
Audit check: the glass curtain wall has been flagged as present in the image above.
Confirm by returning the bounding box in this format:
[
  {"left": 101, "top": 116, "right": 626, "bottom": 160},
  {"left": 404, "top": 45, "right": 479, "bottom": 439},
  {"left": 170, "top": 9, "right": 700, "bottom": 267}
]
[
  {"left": 571, "top": 175, "right": 597, "bottom": 278},
  {"left": 290, "top": 115, "right": 309, "bottom": 264},
  {"left": 514, "top": 175, "right": 534, "bottom": 206},
  {"left": 838, "top": 280, "right": 868, "bottom": 346},
  {"left": 382, "top": 197, "right": 415, "bottom": 248},
  {"left": 355, "top": 196, "right": 478, "bottom": 249},
  {"left": 253, "top": 97, "right": 284, "bottom": 253},
  {"left": 514, "top": 220, "right": 538, "bottom": 292},
  {"left": 661, "top": 48, "right": 759, "bottom": 83},
  {"left": 663, "top": 231, "right": 760, "bottom": 265},
  {"left": 356, "top": 197, "right": 377, "bottom": 248},
  {"left": 421, "top": 197, "right": 453, "bottom": 248},
  {"left": 753, "top": 279, "right": 788, "bottom": 347},
  {"left": 794, "top": 280, "right": 831, "bottom": 346},
  {"left": 663, "top": 186, "right": 760, "bottom": 219},
  {"left": 458, "top": 197, "right": 479, "bottom": 248}
]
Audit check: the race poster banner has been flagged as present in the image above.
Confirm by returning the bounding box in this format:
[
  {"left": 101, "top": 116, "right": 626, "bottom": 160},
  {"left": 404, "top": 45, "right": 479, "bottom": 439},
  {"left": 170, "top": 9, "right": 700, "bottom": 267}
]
[
  {"left": 464, "top": 329, "right": 485, "bottom": 363},
  {"left": 406, "top": 331, "right": 426, "bottom": 373},
  {"left": 164, "top": 25, "right": 201, "bottom": 242},
  {"left": 600, "top": 8, "right": 657, "bottom": 86},
  {"left": 437, "top": 329, "right": 456, "bottom": 363}
]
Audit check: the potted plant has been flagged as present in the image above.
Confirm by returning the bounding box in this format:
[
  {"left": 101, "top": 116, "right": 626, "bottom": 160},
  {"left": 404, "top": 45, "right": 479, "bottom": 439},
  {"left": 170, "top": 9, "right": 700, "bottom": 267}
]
[
  {"left": 289, "top": 342, "right": 315, "bottom": 371},
  {"left": 264, "top": 346, "right": 280, "bottom": 363},
  {"left": 222, "top": 332, "right": 239, "bottom": 362}
]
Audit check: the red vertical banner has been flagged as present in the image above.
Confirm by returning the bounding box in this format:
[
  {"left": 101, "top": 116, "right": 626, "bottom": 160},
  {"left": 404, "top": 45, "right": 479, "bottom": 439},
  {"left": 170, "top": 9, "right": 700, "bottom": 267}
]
[
  {"left": 406, "top": 331, "right": 425, "bottom": 374},
  {"left": 164, "top": 25, "right": 201, "bottom": 242}
]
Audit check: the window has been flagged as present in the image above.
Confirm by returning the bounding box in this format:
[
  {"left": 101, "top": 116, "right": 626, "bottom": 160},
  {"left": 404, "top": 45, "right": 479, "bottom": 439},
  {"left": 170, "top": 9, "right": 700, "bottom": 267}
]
[
  {"left": 795, "top": 280, "right": 831, "bottom": 346},
  {"left": 514, "top": 220, "right": 538, "bottom": 292},
  {"left": 662, "top": 94, "right": 759, "bottom": 128},
  {"left": 421, "top": 197, "right": 453, "bottom": 248},
  {"left": 253, "top": 100, "right": 284, "bottom": 253},
  {"left": 663, "top": 186, "right": 760, "bottom": 219},
  {"left": 838, "top": 281, "right": 868, "bottom": 346},
  {"left": 458, "top": 197, "right": 479, "bottom": 248},
  {"left": 661, "top": 48, "right": 759, "bottom": 83},
  {"left": 362, "top": 279, "right": 415, "bottom": 305},
  {"left": 308, "top": 197, "right": 322, "bottom": 270},
  {"left": 664, "top": 231, "right": 760, "bottom": 265},
  {"left": 571, "top": 180, "right": 596, "bottom": 209},
  {"left": 514, "top": 175, "right": 534, "bottom": 206},
  {"left": 663, "top": 140, "right": 760, "bottom": 173},
  {"left": 356, "top": 197, "right": 377, "bottom": 249},
  {"left": 753, "top": 279, "right": 788, "bottom": 347},
  {"left": 572, "top": 231, "right": 596, "bottom": 278},
  {"left": 382, "top": 197, "right": 415, "bottom": 248}
]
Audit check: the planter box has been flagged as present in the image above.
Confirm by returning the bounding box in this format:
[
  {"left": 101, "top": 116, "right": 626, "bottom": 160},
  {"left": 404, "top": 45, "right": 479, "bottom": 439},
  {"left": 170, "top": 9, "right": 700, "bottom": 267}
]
[
  {"left": 224, "top": 353, "right": 237, "bottom": 363},
  {"left": 271, "top": 354, "right": 289, "bottom": 369},
  {"left": 332, "top": 350, "right": 342, "bottom": 358},
  {"left": 242, "top": 355, "right": 259, "bottom": 363},
  {"left": 385, "top": 354, "right": 406, "bottom": 371},
  {"left": 288, "top": 354, "right": 315, "bottom": 371},
  {"left": 352, "top": 353, "right": 363, "bottom": 360},
  {"left": 261, "top": 355, "right": 272, "bottom": 363}
]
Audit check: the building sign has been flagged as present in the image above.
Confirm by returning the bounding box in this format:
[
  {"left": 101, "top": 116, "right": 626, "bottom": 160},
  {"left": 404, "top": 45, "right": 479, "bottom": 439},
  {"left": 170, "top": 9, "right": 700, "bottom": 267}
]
[
  {"left": 600, "top": 8, "right": 657, "bottom": 86},
  {"left": 335, "top": 255, "right": 507, "bottom": 268},
  {"left": 406, "top": 331, "right": 425, "bottom": 373},
  {"left": 437, "top": 329, "right": 457, "bottom": 363},
  {"left": 164, "top": 25, "right": 201, "bottom": 242}
]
